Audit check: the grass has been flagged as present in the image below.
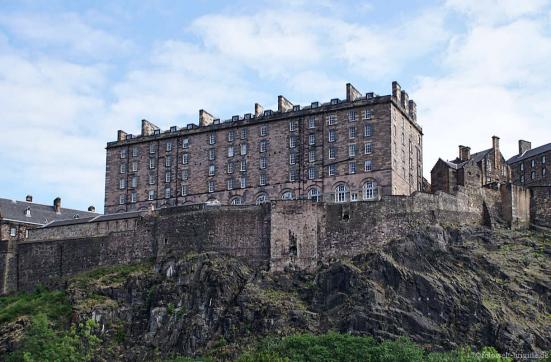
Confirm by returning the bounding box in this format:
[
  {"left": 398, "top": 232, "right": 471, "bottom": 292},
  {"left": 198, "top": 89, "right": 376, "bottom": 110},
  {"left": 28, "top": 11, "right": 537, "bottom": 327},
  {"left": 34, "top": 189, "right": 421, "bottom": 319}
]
[
  {"left": 70, "top": 261, "right": 153, "bottom": 288},
  {"left": 0, "top": 288, "right": 71, "bottom": 325}
]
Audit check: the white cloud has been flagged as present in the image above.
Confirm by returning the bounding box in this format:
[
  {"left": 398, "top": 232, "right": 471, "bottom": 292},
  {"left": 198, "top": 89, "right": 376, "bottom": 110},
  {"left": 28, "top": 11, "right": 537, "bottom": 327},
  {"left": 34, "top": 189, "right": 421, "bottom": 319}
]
[{"left": 446, "top": 0, "right": 548, "bottom": 24}]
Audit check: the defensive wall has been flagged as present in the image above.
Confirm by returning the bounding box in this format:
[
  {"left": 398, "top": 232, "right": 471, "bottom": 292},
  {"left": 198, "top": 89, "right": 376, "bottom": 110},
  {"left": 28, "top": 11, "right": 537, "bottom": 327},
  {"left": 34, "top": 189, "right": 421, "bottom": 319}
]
[{"left": 0, "top": 186, "right": 538, "bottom": 295}]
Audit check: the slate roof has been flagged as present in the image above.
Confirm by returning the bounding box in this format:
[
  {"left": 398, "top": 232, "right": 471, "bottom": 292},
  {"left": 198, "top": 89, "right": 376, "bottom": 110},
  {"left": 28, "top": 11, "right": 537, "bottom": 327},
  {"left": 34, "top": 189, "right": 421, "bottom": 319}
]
[
  {"left": 507, "top": 142, "right": 551, "bottom": 164},
  {"left": 0, "top": 198, "right": 99, "bottom": 225},
  {"left": 439, "top": 149, "right": 492, "bottom": 170},
  {"left": 42, "top": 211, "right": 143, "bottom": 228}
]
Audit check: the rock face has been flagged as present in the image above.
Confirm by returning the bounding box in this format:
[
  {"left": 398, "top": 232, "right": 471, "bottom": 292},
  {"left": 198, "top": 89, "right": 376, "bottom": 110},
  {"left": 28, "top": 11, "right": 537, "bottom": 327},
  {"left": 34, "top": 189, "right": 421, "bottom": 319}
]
[{"left": 28, "top": 226, "right": 551, "bottom": 359}]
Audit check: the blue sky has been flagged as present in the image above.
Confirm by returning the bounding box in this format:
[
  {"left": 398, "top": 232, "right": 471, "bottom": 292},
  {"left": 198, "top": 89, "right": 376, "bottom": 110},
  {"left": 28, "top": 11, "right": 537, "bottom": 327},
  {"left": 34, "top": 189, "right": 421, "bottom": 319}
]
[{"left": 1, "top": 0, "right": 550, "bottom": 211}]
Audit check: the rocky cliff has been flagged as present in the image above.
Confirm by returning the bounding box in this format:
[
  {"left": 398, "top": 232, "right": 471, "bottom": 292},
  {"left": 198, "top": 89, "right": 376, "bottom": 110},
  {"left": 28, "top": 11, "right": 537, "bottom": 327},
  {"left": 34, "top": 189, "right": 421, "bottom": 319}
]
[{"left": 2, "top": 224, "right": 550, "bottom": 360}]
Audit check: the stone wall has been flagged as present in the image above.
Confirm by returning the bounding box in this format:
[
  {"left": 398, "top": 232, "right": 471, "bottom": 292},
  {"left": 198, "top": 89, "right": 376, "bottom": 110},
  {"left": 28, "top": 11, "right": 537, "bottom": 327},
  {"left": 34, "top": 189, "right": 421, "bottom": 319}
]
[
  {"left": 501, "top": 184, "right": 531, "bottom": 229},
  {"left": 531, "top": 187, "right": 551, "bottom": 228}
]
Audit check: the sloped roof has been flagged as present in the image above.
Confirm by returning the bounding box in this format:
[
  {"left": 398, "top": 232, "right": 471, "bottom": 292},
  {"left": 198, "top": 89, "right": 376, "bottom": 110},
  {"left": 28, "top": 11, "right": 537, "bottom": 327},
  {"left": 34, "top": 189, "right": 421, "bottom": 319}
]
[
  {"left": 42, "top": 210, "right": 143, "bottom": 228},
  {"left": 507, "top": 142, "right": 551, "bottom": 164},
  {"left": 437, "top": 148, "right": 491, "bottom": 171},
  {"left": 0, "top": 198, "right": 99, "bottom": 225}
]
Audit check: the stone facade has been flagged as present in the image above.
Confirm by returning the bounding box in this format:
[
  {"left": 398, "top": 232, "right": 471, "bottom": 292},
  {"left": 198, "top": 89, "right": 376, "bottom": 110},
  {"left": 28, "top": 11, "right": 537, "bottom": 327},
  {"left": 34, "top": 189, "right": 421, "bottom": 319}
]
[{"left": 104, "top": 82, "right": 423, "bottom": 214}]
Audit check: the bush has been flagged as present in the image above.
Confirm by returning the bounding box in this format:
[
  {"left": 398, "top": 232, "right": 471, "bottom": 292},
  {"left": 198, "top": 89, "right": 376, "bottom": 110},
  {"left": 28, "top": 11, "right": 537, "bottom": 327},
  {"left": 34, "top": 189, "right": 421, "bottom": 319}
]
[{"left": 0, "top": 289, "right": 71, "bottom": 324}]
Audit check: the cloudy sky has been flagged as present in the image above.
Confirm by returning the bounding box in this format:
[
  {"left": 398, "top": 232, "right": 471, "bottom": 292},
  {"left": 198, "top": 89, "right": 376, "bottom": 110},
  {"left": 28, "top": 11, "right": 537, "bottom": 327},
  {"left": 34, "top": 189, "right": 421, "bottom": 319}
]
[{"left": 0, "top": 0, "right": 550, "bottom": 211}]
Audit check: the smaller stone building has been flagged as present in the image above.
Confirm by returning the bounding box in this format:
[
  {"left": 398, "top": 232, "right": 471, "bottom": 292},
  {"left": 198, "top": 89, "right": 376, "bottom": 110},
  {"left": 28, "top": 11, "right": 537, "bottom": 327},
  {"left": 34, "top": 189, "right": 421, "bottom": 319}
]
[{"left": 431, "top": 136, "right": 510, "bottom": 193}]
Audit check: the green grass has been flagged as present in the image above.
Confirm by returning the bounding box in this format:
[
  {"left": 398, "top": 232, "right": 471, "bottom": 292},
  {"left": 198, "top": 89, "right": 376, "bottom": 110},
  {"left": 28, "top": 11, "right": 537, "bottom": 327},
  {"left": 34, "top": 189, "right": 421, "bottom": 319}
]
[
  {"left": 0, "top": 288, "right": 71, "bottom": 325},
  {"left": 70, "top": 261, "right": 153, "bottom": 287}
]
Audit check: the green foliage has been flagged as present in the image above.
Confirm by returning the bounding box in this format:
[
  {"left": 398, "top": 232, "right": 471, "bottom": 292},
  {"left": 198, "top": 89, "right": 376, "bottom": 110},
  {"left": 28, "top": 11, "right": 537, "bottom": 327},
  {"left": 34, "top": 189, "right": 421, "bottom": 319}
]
[
  {"left": 71, "top": 261, "right": 152, "bottom": 287},
  {"left": 6, "top": 313, "right": 101, "bottom": 362},
  {"left": 0, "top": 288, "right": 71, "bottom": 324}
]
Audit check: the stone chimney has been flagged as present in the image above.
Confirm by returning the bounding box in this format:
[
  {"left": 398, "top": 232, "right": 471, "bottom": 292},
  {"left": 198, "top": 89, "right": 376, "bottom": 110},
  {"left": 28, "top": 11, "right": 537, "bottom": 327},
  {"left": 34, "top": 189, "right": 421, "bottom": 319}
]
[
  {"left": 117, "top": 130, "right": 127, "bottom": 142},
  {"left": 408, "top": 100, "right": 417, "bottom": 121},
  {"left": 400, "top": 90, "right": 409, "bottom": 109},
  {"left": 255, "top": 103, "right": 264, "bottom": 117},
  {"left": 346, "top": 83, "right": 362, "bottom": 102},
  {"left": 278, "top": 96, "right": 293, "bottom": 112},
  {"left": 53, "top": 197, "right": 61, "bottom": 213},
  {"left": 518, "top": 140, "right": 531, "bottom": 155},
  {"left": 141, "top": 119, "right": 159, "bottom": 136},
  {"left": 459, "top": 145, "right": 471, "bottom": 161},
  {"left": 392, "top": 81, "right": 402, "bottom": 104},
  {"left": 199, "top": 110, "right": 215, "bottom": 127},
  {"left": 492, "top": 136, "right": 500, "bottom": 168},
  {"left": 88, "top": 206, "right": 96, "bottom": 213},
  {"left": 25, "top": 195, "right": 33, "bottom": 202}
]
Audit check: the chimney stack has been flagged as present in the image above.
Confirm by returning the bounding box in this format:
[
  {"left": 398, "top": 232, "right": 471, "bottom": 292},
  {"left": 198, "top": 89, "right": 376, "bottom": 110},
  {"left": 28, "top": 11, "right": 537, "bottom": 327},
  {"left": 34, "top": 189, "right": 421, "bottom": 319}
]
[
  {"left": 400, "top": 90, "right": 409, "bottom": 109},
  {"left": 277, "top": 95, "right": 293, "bottom": 112},
  {"left": 492, "top": 136, "right": 500, "bottom": 169},
  {"left": 255, "top": 103, "right": 264, "bottom": 117},
  {"left": 392, "top": 81, "right": 402, "bottom": 104},
  {"left": 53, "top": 197, "right": 61, "bottom": 213},
  {"left": 117, "top": 130, "right": 127, "bottom": 142},
  {"left": 346, "top": 83, "right": 362, "bottom": 102},
  {"left": 88, "top": 206, "right": 96, "bottom": 213},
  {"left": 199, "top": 109, "right": 215, "bottom": 127},
  {"left": 25, "top": 195, "right": 33, "bottom": 202},
  {"left": 141, "top": 119, "right": 159, "bottom": 136},
  {"left": 408, "top": 100, "right": 417, "bottom": 122},
  {"left": 518, "top": 140, "right": 531, "bottom": 155},
  {"left": 459, "top": 145, "right": 471, "bottom": 161}
]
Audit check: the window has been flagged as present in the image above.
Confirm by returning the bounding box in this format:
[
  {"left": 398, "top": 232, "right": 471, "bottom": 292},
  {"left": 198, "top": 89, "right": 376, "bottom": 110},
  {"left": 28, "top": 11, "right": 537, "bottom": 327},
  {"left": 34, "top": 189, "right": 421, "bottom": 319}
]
[
  {"left": 308, "top": 188, "right": 320, "bottom": 202},
  {"left": 149, "top": 174, "right": 155, "bottom": 185},
  {"left": 240, "top": 177, "right": 247, "bottom": 188},
  {"left": 227, "top": 130, "right": 235, "bottom": 142},
  {"left": 240, "top": 128, "right": 248, "bottom": 139},
  {"left": 181, "top": 169, "right": 189, "bottom": 180},
  {"left": 289, "top": 120, "right": 298, "bottom": 131},
  {"left": 327, "top": 114, "right": 337, "bottom": 125},
  {"left": 349, "top": 127, "right": 356, "bottom": 139},
  {"left": 240, "top": 159, "right": 247, "bottom": 172},
  {"left": 401, "top": 132, "right": 405, "bottom": 145},
  {"left": 260, "top": 140, "right": 267, "bottom": 153},
  {"left": 164, "top": 188, "right": 171, "bottom": 199},
  {"left": 120, "top": 149, "right": 127, "bottom": 158},
  {"left": 227, "top": 178, "right": 234, "bottom": 190},
  {"left": 120, "top": 164, "right": 126, "bottom": 174},
  {"left": 520, "top": 163, "right": 524, "bottom": 171},
  {"left": 131, "top": 176, "right": 137, "bottom": 188},
  {"left": 227, "top": 162, "right": 234, "bottom": 174},
  {"left": 165, "top": 172, "right": 171, "bottom": 183},
  {"left": 309, "top": 150, "right": 315, "bottom": 163},
  {"left": 260, "top": 157, "right": 267, "bottom": 169},
  {"left": 308, "top": 134, "right": 316, "bottom": 145},
  {"left": 228, "top": 146, "right": 234, "bottom": 157},
  {"left": 543, "top": 167, "right": 547, "bottom": 177},
  {"left": 166, "top": 142, "right": 173, "bottom": 151},
  {"left": 364, "top": 143, "right": 373, "bottom": 155},
  {"left": 149, "top": 143, "right": 156, "bottom": 154},
  {"left": 364, "top": 124, "right": 373, "bottom": 137},
  {"left": 240, "top": 143, "right": 247, "bottom": 155},
  {"left": 119, "top": 195, "right": 125, "bottom": 205},
  {"left": 181, "top": 185, "right": 187, "bottom": 196},
  {"left": 531, "top": 171, "right": 536, "bottom": 180},
  {"left": 363, "top": 180, "right": 377, "bottom": 200},
  {"left": 335, "top": 184, "right": 347, "bottom": 203},
  {"left": 308, "top": 117, "right": 316, "bottom": 129},
  {"left": 364, "top": 160, "right": 372, "bottom": 172},
  {"left": 209, "top": 165, "right": 215, "bottom": 176},
  {"left": 259, "top": 173, "right": 267, "bottom": 186},
  {"left": 543, "top": 155, "right": 546, "bottom": 164},
  {"left": 349, "top": 161, "right": 356, "bottom": 174},
  {"left": 10, "top": 227, "right": 16, "bottom": 237},
  {"left": 328, "top": 164, "right": 336, "bottom": 176},
  {"left": 351, "top": 192, "right": 358, "bottom": 202},
  {"left": 209, "top": 133, "right": 216, "bottom": 145},
  {"left": 289, "top": 153, "right": 297, "bottom": 165},
  {"left": 348, "top": 110, "right": 357, "bottom": 121},
  {"left": 208, "top": 180, "right": 215, "bottom": 193},
  {"left": 289, "top": 168, "right": 297, "bottom": 182},
  {"left": 348, "top": 144, "right": 356, "bottom": 157},
  {"left": 208, "top": 148, "right": 216, "bottom": 160},
  {"left": 165, "top": 156, "right": 172, "bottom": 167},
  {"left": 119, "top": 179, "right": 126, "bottom": 189},
  {"left": 328, "top": 148, "right": 336, "bottom": 159},
  {"left": 308, "top": 167, "right": 316, "bottom": 180},
  {"left": 289, "top": 136, "right": 297, "bottom": 148},
  {"left": 132, "top": 162, "right": 138, "bottom": 172},
  {"left": 130, "top": 192, "right": 137, "bottom": 203},
  {"left": 260, "top": 125, "right": 268, "bottom": 137},
  {"left": 531, "top": 159, "right": 536, "bottom": 167},
  {"left": 148, "top": 190, "right": 155, "bottom": 201},
  {"left": 521, "top": 175, "right": 525, "bottom": 183},
  {"left": 182, "top": 138, "right": 189, "bottom": 149},
  {"left": 230, "top": 196, "right": 243, "bottom": 205},
  {"left": 132, "top": 147, "right": 138, "bottom": 157},
  {"left": 182, "top": 153, "right": 189, "bottom": 165},
  {"left": 256, "top": 194, "right": 268, "bottom": 204},
  {"left": 362, "top": 109, "right": 372, "bottom": 120},
  {"left": 328, "top": 130, "right": 336, "bottom": 142},
  {"left": 281, "top": 190, "right": 294, "bottom": 200}
]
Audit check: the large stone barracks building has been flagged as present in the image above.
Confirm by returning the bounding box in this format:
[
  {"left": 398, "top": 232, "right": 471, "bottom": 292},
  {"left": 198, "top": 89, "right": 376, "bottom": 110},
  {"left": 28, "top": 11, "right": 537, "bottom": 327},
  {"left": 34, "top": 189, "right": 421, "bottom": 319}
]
[{"left": 104, "top": 82, "right": 423, "bottom": 214}]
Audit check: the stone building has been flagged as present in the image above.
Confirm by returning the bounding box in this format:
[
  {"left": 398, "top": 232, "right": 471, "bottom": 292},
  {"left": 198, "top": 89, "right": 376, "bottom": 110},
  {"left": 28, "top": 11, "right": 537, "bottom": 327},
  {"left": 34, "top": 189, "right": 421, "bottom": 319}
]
[
  {"left": 431, "top": 136, "right": 510, "bottom": 193},
  {"left": 104, "top": 82, "right": 423, "bottom": 214},
  {"left": 0, "top": 196, "right": 98, "bottom": 242}
]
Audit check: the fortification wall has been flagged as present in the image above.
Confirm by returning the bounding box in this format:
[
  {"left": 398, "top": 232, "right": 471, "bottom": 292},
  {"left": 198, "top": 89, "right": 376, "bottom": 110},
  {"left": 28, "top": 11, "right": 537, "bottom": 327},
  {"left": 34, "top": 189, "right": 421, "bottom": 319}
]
[{"left": 531, "top": 187, "right": 551, "bottom": 228}]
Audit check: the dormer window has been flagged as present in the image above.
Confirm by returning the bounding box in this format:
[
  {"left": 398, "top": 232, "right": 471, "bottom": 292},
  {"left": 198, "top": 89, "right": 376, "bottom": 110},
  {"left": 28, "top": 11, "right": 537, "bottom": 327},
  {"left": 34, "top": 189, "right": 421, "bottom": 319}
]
[
  {"left": 73, "top": 214, "right": 80, "bottom": 219},
  {"left": 25, "top": 207, "right": 31, "bottom": 217}
]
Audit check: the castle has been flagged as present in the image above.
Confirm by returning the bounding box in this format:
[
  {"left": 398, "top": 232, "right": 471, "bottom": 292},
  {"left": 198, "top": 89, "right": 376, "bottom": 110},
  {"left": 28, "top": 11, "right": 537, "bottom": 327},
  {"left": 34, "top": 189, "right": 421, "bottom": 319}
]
[{"left": 1, "top": 82, "right": 550, "bottom": 296}]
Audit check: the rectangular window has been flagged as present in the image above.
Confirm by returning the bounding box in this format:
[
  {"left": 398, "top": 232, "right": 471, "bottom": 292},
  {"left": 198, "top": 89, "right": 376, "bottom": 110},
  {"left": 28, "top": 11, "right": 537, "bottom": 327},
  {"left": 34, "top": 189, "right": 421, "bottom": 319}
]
[
  {"left": 309, "top": 150, "right": 315, "bottom": 163},
  {"left": 182, "top": 153, "right": 189, "bottom": 165},
  {"left": 328, "top": 148, "right": 336, "bottom": 159},
  {"left": 364, "top": 143, "right": 373, "bottom": 154},
  {"left": 543, "top": 155, "right": 546, "bottom": 164},
  {"left": 165, "top": 172, "right": 171, "bottom": 183},
  {"left": 132, "top": 147, "right": 138, "bottom": 157},
  {"left": 240, "top": 177, "right": 247, "bottom": 188},
  {"left": 531, "top": 159, "right": 536, "bottom": 167},
  {"left": 240, "top": 128, "right": 248, "bottom": 139},
  {"left": 260, "top": 157, "right": 267, "bottom": 169},
  {"left": 308, "top": 134, "right": 316, "bottom": 146},
  {"left": 119, "top": 195, "right": 125, "bottom": 205},
  {"left": 531, "top": 170, "right": 536, "bottom": 179},
  {"left": 521, "top": 175, "right": 525, "bottom": 183},
  {"left": 327, "top": 114, "right": 337, "bottom": 125},
  {"left": 308, "top": 117, "right": 316, "bottom": 129},
  {"left": 543, "top": 167, "right": 547, "bottom": 177},
  {"left": 240, "top": 159, "right": 247, "bottom": 172},
  {"left": 328, "top": 130, "right": 336, "bottom": 142},
  {"left": 181, "top": 169, "right": 189, "bottom": 180},
  {"left": 260, "top": 173, "right": 267, "bottom": 186},
  {"left": 308, "top": 167, "right": 315, "bottom": 180},
  {"left": 149, "top": 174, "right": 155, "bottom": 185},
  {"left": 289, "top": 153, "right": 297, "bottom": 165},
  {"left": 363, "top": 109, "right": 372, "bottom": 120},
  {"left": 289, "top": 136, "right": 297, "bottom": 148},
  {"left": 227, "top": 130, "right": 235, "bottom": 142},
  {"left": 364, "top": 124, "right": 372, "bottom": 137},
  {"left": 289, "top": 120, "right": 298, "bottom": 132},
  {"left": 166, "top": 142, "right": 173, "bottom": 152},
  {"left": 132, "top": 162, "right": 138, "bottom": 172},
  {"left": 208, "top": 180, "right": 215, "bottom": 193},
  {"left": 260, "top": 125, "right": 268, "bottom": 137},
  {"left": 209, "top": 148, "right": 216, "bottom": 160},
  {"left": 181, "top": 185, "right": 187, "bottom": 196},
  {"left": 165, "top": 156, "right": 172, "bottom": 167},
  {"left": 149, "top": 143, "right": 156, "bottom": 154},
  {"left": 240, "top": 143, "right": 247, "bottom": 155},
  {"left": 131, "top": 176, "right": 137, "bottom": 188},
  {"left": 130, "top": 192, "right": 137, "bottom": 203},
  {"left": 289, "top": 168, "right": 297, "bottom": 182},
  {"left": 364, "top": 160, "right": 372, "bottom": 171},
  {"left": 120, "top": 164, "right": 126, "bottom": 174},
  {"left": 182, "top": 138, "right": 189, "bottom": 149},
  {"left": 119, "top": 179, "right": 126, "bottom": 189},
  {"left": 209, "top": 133, "right": 216, "bottom": 145},
  {"left": 228, "top": 146, "right": 234, "bottom": 157},
  {"left": 209, "top": 165, "right": 215, "bottom": 176},
  {"left": 120, "top": 149, "right": 127, "bottom": 158},
  {"left": 227, "top": 179, "right": 233, "bottom": 190},
  {"left": 227, "top": 162, "right": 234, "bottom": 174},
  {"left": 164, "top": 188, "right": 171, "bottom": 199},
  {"left": 260, "top": 140, "right": 267, "bottom": 153},
  {"left": 148, "top": 190, "right": 155, "bottom": 201},
  {"left": 348, "top": 144, "right": 356, "bottom": 157},
  {"left": 351, "top": 192, "right": 358, "bottom": 202},
  {"left": 349, "top": 161, "right": 356, "bottom": 174},
  {"left": 328, "top": 164, "right": 336, "bottom": 176},
  {"left": 349, "top": 127, "right": 356, "bottom": 139},
  {"left": 348, "top": 110, "right": 357, "bottom": 121}
]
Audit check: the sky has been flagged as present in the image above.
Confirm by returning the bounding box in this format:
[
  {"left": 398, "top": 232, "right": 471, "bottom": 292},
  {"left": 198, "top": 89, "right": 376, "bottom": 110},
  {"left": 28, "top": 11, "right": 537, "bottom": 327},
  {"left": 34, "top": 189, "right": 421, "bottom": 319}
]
[{"left": 0, "top": 0, "right": 550, "bottom": 211}]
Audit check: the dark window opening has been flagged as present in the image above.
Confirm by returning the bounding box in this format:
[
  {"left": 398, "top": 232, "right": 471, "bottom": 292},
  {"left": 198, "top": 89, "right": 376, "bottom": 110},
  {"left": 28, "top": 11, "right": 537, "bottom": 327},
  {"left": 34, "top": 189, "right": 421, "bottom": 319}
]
[{"left": 288, "top": 231, "right": 297, "bottom": 257}]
